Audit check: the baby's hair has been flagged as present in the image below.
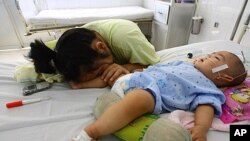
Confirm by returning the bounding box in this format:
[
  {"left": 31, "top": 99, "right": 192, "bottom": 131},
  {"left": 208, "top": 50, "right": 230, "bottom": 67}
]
[
  {"left": 222, "top": 52, "right": 247, "bottom": 87},
  {"left": 29, "top": 28, "right": 100, "bottom": 82}
]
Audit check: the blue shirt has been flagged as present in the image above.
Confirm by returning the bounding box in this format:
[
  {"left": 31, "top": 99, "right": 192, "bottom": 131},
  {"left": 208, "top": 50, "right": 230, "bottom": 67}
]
[{"left": 128, "top": 61, "right": 226, "bottom": 117}]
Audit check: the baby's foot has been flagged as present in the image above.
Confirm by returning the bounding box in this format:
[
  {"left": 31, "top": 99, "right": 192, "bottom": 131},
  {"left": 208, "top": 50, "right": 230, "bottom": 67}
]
[{"left": 72, "top": 130, "right": 92, "bottom": 141}]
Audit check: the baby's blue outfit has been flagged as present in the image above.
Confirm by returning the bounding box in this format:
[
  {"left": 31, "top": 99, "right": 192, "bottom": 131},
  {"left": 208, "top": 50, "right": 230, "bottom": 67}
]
[{"left": 111, "top": 61, "right": 225, "bottom": 117}]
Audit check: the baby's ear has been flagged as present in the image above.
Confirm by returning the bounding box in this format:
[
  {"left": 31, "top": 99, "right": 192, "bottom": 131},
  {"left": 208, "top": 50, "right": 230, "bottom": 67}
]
[{"left": 216, "top": 74, "right": 234, "bottom": 82}]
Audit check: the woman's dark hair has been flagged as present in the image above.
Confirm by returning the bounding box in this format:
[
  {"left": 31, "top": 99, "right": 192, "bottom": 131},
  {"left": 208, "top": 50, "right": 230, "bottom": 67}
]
[{"left": 29, "top": 28, "right": 99, "bottom": 82}]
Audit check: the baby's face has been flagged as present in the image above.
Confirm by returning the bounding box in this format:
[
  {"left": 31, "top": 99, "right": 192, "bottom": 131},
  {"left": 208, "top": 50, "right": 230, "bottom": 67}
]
[{"left": 193, "top": 51, "right": 232, "bottom": 80}]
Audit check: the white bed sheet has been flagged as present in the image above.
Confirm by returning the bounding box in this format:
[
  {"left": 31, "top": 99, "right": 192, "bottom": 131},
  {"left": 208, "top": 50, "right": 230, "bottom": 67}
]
[{"left": 0, "top": 40, "right": 249, "bottom": 141}]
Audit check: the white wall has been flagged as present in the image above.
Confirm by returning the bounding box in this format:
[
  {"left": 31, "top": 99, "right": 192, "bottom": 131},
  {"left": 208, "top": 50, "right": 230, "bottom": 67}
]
[
  {"left": 2, "top": 0, "right": 73, "bottom": 48},
  {"left": 189, "top": 0, "right": 247, "bottom": 44},
  {"left": 143, "top": 0, "right": 155, "bottom": 10},
  {"left": 234, "top": 1, "right": 250, "bottom": 47},
  {"left": 0, "top": 0, "right": 21, "bottom": 49}
]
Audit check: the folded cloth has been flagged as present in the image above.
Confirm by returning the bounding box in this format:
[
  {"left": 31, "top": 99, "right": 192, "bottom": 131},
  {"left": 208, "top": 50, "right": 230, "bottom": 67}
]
[
  {"left": 39, "top": 73, "right": 64, "bottom": 83},
  {"left": 167, "top": 110, "right": 250, "bottom": 132},
  {"left": 14, "top": 62, "right": 64, "bottom": 83},
  {"left": 14, "top": 62, "right": 39, "bottom": 83}
]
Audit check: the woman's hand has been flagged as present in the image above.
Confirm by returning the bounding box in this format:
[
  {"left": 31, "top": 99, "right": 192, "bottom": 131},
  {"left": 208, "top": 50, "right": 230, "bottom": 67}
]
[
  {"left": 69, "top": 81, "right": 84, "bottom": 89},
  {"left": 101, "top": 63, "right": 129, "bottom": 83}
]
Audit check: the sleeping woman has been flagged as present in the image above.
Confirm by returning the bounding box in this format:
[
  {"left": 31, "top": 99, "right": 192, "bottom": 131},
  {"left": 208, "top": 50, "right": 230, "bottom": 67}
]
[{"left": 29, "top": 19, "right": 160, "bottom": 89}]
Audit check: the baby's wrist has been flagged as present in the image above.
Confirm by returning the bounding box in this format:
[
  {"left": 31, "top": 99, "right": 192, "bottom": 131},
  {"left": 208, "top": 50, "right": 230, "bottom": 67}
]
[{"left": 194, "top": 124, "right": 209, "bottom": 132}]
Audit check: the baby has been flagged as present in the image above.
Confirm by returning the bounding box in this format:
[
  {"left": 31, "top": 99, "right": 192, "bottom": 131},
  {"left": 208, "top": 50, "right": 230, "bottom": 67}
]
[{"left": 73, "top": 51, "right": 247, "bottom": 141}]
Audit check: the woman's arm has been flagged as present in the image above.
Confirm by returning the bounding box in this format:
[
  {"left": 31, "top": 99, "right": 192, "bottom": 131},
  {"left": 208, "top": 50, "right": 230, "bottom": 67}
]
[
  {"left": 69, "top": 63, "right": 147, "bottom": 89},
  {"left": 101, "top": 63, "right": 147, "bottom": 83},
  {"left": 189, "top": 104, "right": 214, "bottom": 141},
  {"left": 122, "top": 63, "right": 147, "bottom": 72},
  {"left": 69, "top": 76, "right": 108, "bottom": 89}
]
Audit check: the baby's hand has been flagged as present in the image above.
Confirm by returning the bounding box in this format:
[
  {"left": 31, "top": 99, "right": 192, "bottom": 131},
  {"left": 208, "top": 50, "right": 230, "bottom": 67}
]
[{"left": 188, "top": 125, "right": 208, "bottom": 141}]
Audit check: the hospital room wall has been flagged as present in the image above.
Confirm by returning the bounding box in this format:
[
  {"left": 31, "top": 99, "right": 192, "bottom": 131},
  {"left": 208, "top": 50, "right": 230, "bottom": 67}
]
[
  {"left": 0, "top": 0, "right": 20, "bottom": 49},
  {"left": 188, "top": 0, "right": 248, "bottom": 45},
  {"left": 143, "top": 0, "right": 249, "bottom": 48},
  {"left": 0, "top": 0, "right": 250, "bottom": 50},
  {"left": 0, "top": 0, "right": 149, "bottom": 50},
  {"left": 0, "top": 0, "right": 56, "bottom": 50}
]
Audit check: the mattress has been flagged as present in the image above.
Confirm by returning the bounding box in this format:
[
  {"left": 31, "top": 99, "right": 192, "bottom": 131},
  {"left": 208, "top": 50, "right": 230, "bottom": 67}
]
[
  {"left": 29, "top": 6, "right": 154, "bottom": 28},
  {"left": 0, "top": 40, "right": 249, "bottom": 141}
]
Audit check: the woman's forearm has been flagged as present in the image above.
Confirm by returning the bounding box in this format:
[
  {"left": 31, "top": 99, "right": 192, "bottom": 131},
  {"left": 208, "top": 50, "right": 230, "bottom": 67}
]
[
  {"left": 82, "top": 77, "right": 108, "bottom": 88},
  {"left": 122, "top": 63, "right": 147, "bottom": 72},
  {"left": 70, "top": 76, "right": 108, "bottom": 89}
]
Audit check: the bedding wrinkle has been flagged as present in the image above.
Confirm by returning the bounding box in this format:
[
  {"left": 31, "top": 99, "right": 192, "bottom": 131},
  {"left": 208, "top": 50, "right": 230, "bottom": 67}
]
[{"left": 0, "top": 112, "right": 91, "bottom": 132}]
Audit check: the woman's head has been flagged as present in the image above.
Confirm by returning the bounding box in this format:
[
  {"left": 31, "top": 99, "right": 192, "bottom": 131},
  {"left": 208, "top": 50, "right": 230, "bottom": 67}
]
[
  {"left": 29, "top": 28, "right": 113, "bottom": 82},
  {"left": 193, "top": 51, "right": 247, "bottom": 87}
]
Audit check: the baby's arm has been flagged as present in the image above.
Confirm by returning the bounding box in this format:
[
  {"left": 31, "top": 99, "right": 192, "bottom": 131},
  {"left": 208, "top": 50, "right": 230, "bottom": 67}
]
[{"left": 189, "top": 104, "right": 214, "bottom": 141}]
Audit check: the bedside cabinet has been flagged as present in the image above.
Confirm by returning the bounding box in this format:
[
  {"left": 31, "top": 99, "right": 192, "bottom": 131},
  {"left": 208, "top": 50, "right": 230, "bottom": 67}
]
[{"left": 151, "top": 0, "right": 195, "bottom": 51}]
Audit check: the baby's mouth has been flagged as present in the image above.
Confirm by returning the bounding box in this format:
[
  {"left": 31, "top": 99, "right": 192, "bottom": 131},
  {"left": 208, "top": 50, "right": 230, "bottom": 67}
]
[{"left": 192, "top": 60, "right": 196, "bottom": 65}]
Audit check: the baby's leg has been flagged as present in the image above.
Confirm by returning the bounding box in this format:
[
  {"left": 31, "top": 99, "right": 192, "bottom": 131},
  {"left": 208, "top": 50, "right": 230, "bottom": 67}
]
[{"left": 85, "top": 89, "right": 155, "bottom": 139}]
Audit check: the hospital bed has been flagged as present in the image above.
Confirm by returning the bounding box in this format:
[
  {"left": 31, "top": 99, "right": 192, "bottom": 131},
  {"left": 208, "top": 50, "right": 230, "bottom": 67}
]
[
  {"left": 0, "top": 40, "right": 249, "bottom": 141},
  {"left": 12, "top": 0, "right": 153, "bottom": 33}
]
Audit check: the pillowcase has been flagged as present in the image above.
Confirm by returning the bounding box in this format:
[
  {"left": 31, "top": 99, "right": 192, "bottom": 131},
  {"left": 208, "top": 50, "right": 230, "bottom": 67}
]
[
  {"left": 220, "top": 78, "right": 250, "bottom": 124},
  {"left": 114, "top": 114, "right": 159, "bottom": 141}
]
